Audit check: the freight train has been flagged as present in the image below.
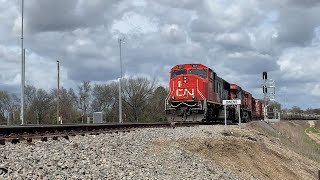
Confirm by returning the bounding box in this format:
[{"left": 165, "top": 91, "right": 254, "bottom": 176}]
[{"left": 165, "top": 64, "right": 264, "bottom": 123}]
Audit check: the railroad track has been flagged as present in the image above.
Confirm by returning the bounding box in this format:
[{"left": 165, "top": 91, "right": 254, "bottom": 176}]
[{"left": 0, "top": 122, "right": 200, "bottom": 145}]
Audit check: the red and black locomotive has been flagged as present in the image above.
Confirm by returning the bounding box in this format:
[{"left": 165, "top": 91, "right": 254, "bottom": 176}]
[{"left": 165, "top": 63, "right": 263, "bottom": 122}]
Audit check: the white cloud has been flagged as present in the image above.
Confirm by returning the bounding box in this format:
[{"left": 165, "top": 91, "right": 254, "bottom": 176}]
[
  {"left": 161, "top": 24, "right": 187, "bottom": 44},
  {"left": 310, "top": 84, "right": 320, "bottom": 96},
  {"left": 111, "top": 12, "right": 158, "bottom": 37},
  {"left": 277, "top": 46, "right": 320, "bottom": 81}
]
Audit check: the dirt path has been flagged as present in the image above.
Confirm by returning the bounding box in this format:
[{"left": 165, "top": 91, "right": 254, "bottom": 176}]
[
  {"left": 305, "top": 120, "right": 320, "bottom": 144},
  {"left": 308, "top": 120, "right": 315, "bottom": 127}
]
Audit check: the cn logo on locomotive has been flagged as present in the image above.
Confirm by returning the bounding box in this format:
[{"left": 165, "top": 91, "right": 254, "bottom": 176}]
[{"left": 176, "top": 88, "right": 195, "bottom": 97}]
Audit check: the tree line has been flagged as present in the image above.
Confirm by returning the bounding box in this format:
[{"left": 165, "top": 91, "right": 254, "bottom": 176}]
[
  {"left": 0, "top": 77, "right": 168, "bottom": 125},
  {"left": 283, "top": 106, "right": 320, "bottom": 115}
]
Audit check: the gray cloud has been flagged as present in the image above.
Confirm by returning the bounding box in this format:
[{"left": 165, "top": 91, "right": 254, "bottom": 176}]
[
  {"left": 23, "top": 0, "right": 118, "bottom": 33},
  {"left": 222, "top": 51, "right": 279, "bottom": 75},
  {"left": 287, "top": 0, "right": 320, "bottom": 8},
  {"left": 276, "top": 7, "right": 320, "bottom": 45}
]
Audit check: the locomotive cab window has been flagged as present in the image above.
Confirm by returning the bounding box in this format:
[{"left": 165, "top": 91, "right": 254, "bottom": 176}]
[
  {"left": 209, "top": 70, "right": 214, "bottom": 80},
  {"left": 171, "top": 69, "right": 187, "bottom": 78},
  {"left": 188, "top": 69, "right": 207, "bottom": 78}
]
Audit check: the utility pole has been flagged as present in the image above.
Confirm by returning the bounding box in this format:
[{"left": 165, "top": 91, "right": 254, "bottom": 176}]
[
  {"left": 118, "top": 38, "right": 124, "bottom": 123},
  {"left": 57, "top": 60, "right": 60, "bottom": 124},
  {"left": 20, "top": 0, "right": 25, "bottom": 125}
]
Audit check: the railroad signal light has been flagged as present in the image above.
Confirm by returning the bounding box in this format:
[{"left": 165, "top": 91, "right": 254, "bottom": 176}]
[
  {"left": 263, "top": 85, "right": 267, "bottom": 94},
  {"left": 263, "top": 72, "right": 267, "bottom": 80}
]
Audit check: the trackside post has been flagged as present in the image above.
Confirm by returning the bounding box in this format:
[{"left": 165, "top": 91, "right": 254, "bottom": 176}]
[
  {"left": 223, "top": 100, "right": 242, "bottom": 128},
  {"left": 238, "top": 104, "right": 241, "bottom": 128},
  {"left": 224, "top": 105, "right": 227, "bottom": 127}
]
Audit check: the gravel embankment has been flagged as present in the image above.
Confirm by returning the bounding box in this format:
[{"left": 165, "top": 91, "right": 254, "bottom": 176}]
[{"left": 0, "top": 125, "right": 239, "bottom": 179}]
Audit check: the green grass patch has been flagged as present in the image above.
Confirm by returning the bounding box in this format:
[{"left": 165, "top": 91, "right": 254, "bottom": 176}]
[
  {"left": 305, "top": 126, "right": 320, "bottom": 134},
  {"left": 302, "top": 136, "right": 320, "bottom": 163},
  {"left": 304, "top": 132, "right": 320, "bottom": 147}
]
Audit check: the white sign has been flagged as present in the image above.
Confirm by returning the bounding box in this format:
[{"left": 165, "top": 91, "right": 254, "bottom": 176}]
[{"left": 223, "top": 99, "right": 241, "bottom": 105}]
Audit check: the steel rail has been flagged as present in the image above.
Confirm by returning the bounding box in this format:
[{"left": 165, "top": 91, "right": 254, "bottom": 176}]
[{"left": 0, "top": 122, "right": 200, "bottom": 145}]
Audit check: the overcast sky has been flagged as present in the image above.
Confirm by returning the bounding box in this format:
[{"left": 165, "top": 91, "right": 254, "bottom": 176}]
[{"left": 0, "top": 0, "right": 320, "bottom": 109}]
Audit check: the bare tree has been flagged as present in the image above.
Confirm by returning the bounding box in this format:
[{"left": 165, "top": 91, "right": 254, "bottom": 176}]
[
  {"left": 291, "top": 106, "right": 303, "bottom": 114},
  {"left": 0, "top": 90, "right": 15, "bottom": 123},
  {"left": 121, "top": 77, "right": 156, "bottom": 122},
  {"left": 91, "top": 84, "right": 112, "bottom": 112},
  {"left": 25, "top": 85, "right": 37, "bottom": 123},
  {"left": 91, "top": 83, "right": 120, "bottom": 122},
  {"left": 28, "top": 88, "right": 54, "bottom": 124},
  {"left": 25, "top": 85, "right": 54, "bottom": 124},
  {"left": 25, "top": 85, "right": 37, "bottom": 109},
  {"left": 67, "top": 88, "right": 79, "bottom": 121},
  {"left": 51, "top": 87, "right": 79, "bottom": 123},
  {"left": 77, "top": 81, "right": 91, "bottom": 123},
  {"left": 147, "top": 86, "right": 168, "bottom": 121},
  {"left": 106, "top": 81, "right": 121, "bottom": 122}
]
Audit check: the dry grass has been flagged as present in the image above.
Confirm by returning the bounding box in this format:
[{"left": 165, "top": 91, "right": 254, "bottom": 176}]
[
  {"left": 315, "top": 120, "right": 320, "bottom": 128},
  {"left": 178, "top": 127, "right": 320, "bottom": 180},
  {"left": 265, "top": 120, "right": 320, "bottom": 163},
  {"left": 151, "top": 122, "right": 320, "bottom": 179}
]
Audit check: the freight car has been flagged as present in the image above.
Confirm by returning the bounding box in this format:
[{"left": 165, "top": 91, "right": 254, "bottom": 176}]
[
  {"left": 252, "top": 99, "right": 263, "bottom": 120},
  {"left": 165, "top": 63, "right": 264, "bottom": 123}
]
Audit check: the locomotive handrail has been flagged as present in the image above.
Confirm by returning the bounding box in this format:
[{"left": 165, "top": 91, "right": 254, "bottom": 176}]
[
  {"left": 196, "top": 79, "right": 207, "bottom": 111},
  {"left": 196, "top": 80, "right": 206, "bottom": 101}
]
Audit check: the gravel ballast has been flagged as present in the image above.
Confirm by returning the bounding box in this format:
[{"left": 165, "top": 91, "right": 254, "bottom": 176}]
[{"left": 0, "top": 125, "right": 239, "bottom": 179}]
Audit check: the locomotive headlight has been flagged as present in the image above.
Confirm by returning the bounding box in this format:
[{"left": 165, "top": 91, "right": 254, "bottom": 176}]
[
  {"left": 183, "top": 76, "right": 187, "bottom": 83},
  {"left": 172, "top": 96, "right": 175, "bottom": 100}
]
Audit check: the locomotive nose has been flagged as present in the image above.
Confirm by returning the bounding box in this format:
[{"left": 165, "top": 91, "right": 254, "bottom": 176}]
[{"left": 174, "top": 77, "right": 197, "bottom": 100}]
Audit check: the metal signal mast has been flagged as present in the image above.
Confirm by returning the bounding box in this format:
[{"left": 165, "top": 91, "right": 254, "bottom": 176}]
[
  {"left": 20, "top": 0, "right": 25, "bottom": 125},
  {"left": 262, "top": 72, "right": 279, "bottom": 122}
]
